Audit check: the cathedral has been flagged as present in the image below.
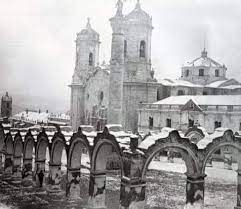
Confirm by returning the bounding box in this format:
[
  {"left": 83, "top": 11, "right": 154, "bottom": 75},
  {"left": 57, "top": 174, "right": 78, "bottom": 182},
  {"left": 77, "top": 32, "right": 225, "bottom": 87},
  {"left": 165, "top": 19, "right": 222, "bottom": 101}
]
[{"left": 70, "top": 0, "right": 241, "bottom": 133}]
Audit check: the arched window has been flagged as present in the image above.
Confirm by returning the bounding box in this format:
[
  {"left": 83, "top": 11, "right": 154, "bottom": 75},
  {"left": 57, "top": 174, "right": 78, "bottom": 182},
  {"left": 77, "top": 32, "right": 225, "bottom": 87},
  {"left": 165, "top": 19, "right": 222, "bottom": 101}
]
[
  {"left": 99, "top": 91, "right": 104, "bottom": 102},
  {"left": 215, "top": 69, "right": 220, "bottom": 77},
  {"left": 140, "top": 40, "right": 146, "bottom": 58},
  {"left": 199, "top": 69, "right": 204, "bottom": 76},
  {"left": 185, "top": 70, "right": 189, "bottom": 77},
  {"left": 124, "top": 40, "right": 127, "bottom": 57},
  {"left": 89, "top": 53, "right": 93, "bottom": 66},
  {"left": 214, "top": 121, "right": 222, "bottom": 129},
  {"left": 177, "top": 90, "right": 185, "bottom": 96},
  {"left": 149, "top": 117, "right": 153, "bottom": 129}
]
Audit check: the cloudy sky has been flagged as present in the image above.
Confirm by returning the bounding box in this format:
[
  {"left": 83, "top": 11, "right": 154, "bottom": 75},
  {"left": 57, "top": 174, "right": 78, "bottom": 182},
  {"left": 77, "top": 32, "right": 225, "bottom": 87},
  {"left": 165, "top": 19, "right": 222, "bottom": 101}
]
[{"left": 1, "top": 0, "right": 241, "bottom": 112}]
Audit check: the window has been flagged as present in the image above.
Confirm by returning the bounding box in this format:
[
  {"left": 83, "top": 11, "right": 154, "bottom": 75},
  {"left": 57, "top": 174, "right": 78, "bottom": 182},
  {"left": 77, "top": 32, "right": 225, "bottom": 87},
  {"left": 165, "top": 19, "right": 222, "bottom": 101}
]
[
  {"left": 124, "top": 40, "right": 127, "bottom": 57},
  {"left": 149, "top": 117, "right": 153, "bottom": 130},
  {"left": 227, "top": 106, "right": 233, "bottom": 112},
  {"left": 239, "top": 123, "right": 241, "bottom": 131},
  {"left": 166, "top": 118, "right": 172, "bottom": 128},
  {"left": 6, "top": 103, "right": 10, "bottom": 108},
  {"left": 100, "top": 91, "right": 104, "bottom": 102},
  {"left": 189, "top": 119, "right": 194, "bottom": 127},
  {"left": 140, "top": 40, "right": 146, "bottom": 58},
  {"left": 89, "top": 53, "right": 93, "bottom": 66},
  {"left": 203, "top": 91, "right": 208, "bottom": 95},
  {"left": 214, "top": 121, "right": 222, "bottom": 129},
  {"left": 199, "top": 69, "right": 204, "bottom": 76},
  {"left": 177, "top": 90, "right": 185, "bottom": 96},
  {"left": 185, "top": 70, "right": 189, "bottom": 77},
  {"left": 215, "top": 69, "right": 220, "bottom": 77}
]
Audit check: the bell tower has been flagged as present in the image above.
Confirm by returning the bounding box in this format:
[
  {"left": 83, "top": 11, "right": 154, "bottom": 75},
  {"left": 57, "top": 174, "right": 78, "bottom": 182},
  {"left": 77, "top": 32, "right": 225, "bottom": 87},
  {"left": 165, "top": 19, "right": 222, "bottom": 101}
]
[
  {"left": 108, "top": 0, "right": 125, "bottom": 124},
  {"left": 123, "top": 0, "right": 153, "bottom": 82},
  {"left": 70, "top": 18, "right": 100, "bottom": 131}
]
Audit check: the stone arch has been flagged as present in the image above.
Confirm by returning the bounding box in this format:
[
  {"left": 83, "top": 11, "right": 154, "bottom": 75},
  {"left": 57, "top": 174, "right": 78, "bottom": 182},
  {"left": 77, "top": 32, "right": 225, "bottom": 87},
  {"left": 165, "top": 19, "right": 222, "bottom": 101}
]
[
  {"left": 68, "top": 128, "right": 91, "bottom": 169},
  {"left": 91, "top": 129, "right": 123, "bottom": 173},
  {"left": 201, "top": 129, "right": 241, "bottom": 173},
  {"left": 13, "top": 132, "right": 23, "bottom": 157},
  {"left": 5, "top": 133, "right": 14, "bottom": 155},
  {"left": 185, "top": 126, "right": 205, "bottom": 144},
  {"left": 36, "top": 129, "right": 50, "bottom": 161},
  {"left": 141, "top": 130, "right": 200, "bottom": 179},
  {"left": 50, "top": 132, "right": 67, "bottom": 165},
  {"left": 0, "top": 123, "right": 5, "bottom": 151},
  {"left": 13, "top": 131, "right": 23, "bottom": 177},
  {"left": 23, "top": 131, "right": 35, "bottom": 159}
]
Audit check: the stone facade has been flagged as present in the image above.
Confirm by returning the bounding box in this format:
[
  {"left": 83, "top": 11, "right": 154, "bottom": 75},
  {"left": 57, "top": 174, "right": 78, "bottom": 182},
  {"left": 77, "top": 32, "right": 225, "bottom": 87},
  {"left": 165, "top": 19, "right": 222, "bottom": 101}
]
[{"left": 70, "top": 0, "right": 158, "bottom": 132}]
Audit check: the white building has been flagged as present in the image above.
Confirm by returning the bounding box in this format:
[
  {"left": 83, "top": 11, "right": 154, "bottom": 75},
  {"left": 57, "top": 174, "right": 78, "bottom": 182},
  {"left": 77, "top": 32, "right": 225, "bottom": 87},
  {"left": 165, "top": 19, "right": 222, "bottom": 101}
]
[{"left": 138, "top": 95, "right": 241, "bottom": 133}]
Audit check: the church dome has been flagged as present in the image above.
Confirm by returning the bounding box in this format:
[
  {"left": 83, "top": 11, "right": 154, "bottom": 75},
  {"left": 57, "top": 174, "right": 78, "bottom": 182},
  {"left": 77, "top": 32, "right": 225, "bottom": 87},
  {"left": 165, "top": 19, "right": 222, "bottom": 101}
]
[
  {"left": 184, "top": 49, "right": 224, "bottom": 68},
  {"left": 77, "top": 18, "right": 99, "bottom": 41},
  {"left": 125, "top": 0, "right": 152, "bottom": 25}
]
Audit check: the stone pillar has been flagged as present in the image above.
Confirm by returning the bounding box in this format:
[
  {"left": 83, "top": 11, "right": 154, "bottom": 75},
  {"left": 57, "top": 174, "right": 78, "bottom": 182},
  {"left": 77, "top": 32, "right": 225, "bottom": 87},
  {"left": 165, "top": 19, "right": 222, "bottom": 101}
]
[
  {"left": 67, "top": 167, "right": 81, "bottom": 200},
  {"left": 4, "top": 154, "right": 13, "bottom": 178},
  {"left": 185, "top": 175, "right": 205, "bottom": 209},
  {"left": 0, "top": 153, "right": 4, "bottom": 174},
  {"left": 22, "top": 158, "right": 33, "bottom": 186},
  {"left": 35, "top": 160, "right": 46, "bottom": 187},
  {"left": 88, "top": 172, "right": 106, "bottom": 209},
  {"left": 48, "top": 163, "right": 62, "bottom": 193},
  {"left": 12, "top": 156, "right": 22, "bottom": 180},
  {"left": 223, "top": 150, "right": 232, "bottom": 170},
  {"left": 235, "top": 170, "right": 241, "bottom": 209},
  {"left": 119, "top": 145, "right": 146, "bottom": 209},
  {"left": 119, "top": 179, "right": 146, "bottom": 209}
]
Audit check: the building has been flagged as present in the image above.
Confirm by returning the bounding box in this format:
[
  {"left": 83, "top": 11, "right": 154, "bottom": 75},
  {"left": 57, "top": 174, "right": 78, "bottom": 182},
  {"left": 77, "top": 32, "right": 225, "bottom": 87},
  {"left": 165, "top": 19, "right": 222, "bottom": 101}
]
[
  {"left": 1, "top": 92, "right": 12, "bottom": 119},
  {"left": 69, "top": 0, "right": 241, "bottom": 133},
  {"left": 12, "top": 109, "right": 70, "bottom": 128},
  {"left": 138, "top": 95, "right": 241, "bottom": 133},
  {"left": 70, "top": 0, "right": 158, "bottom": 132}
]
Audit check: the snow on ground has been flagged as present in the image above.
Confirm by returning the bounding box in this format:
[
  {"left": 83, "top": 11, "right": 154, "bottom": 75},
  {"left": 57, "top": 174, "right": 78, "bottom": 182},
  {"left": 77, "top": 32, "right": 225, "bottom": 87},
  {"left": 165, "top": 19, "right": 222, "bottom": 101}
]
[{"left": 148, "top": 158, "right": 237, "bottom": 183}]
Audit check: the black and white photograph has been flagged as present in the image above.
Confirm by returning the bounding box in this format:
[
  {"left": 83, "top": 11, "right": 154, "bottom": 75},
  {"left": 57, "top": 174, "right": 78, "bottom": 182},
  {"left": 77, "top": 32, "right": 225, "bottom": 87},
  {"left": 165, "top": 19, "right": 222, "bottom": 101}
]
[{"left": 0, "top": 0, "right": 241, "bottom": 208}]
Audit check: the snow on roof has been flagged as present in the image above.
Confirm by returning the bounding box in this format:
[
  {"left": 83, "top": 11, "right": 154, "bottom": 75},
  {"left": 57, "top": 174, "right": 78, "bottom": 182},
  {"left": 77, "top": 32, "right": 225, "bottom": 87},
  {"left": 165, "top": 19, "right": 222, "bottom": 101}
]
[
  {"left": 14, "top": 111, "right": 50, "bottom": 124},
  {"left": 205, "top": 80, "right": 228, "bottom": 88},
  {"left": 154, "top": 95, "right": 241, "bottom": 106},
  {"left": 184, "top": 49, "right": 223, "bottom": 68},
  {"left": 158, "top": 79, "right": 202, "bottom": 88}
]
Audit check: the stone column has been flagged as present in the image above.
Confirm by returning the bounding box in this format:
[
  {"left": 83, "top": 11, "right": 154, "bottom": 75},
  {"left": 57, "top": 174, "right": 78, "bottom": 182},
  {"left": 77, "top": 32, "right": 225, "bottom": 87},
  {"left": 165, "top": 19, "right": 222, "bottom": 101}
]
[
  {"left": 4, "top": 154, "right": 13, "bottom": 178},
  {"left": 235, "top": 170, "right": 241, "bottom": 209},
  {"left": 223, "top": 150, "right": 232, "bottom": 170},
  {"left": 48, "top": 163, "right": 62, "bottom": 193},
  {"left": 119, "top": 178, "right": 146, "bottom": 209},
  {"left": 67, "top": 167, "right": 81, "bottom": 200},
  {"left": 185, "top": 175, "right": 205, "bottom": 209},
  {"left": 35, "top": 160, "right": 46, "bottom": 187},
  {"left": 22, "top": 158, "right": 33, "bottom": 186},
  {"left": 12, "top": 156, "right": 22, "bottom": 180},
  {"left": 0, "top": 153, "right": 4, "bottom": 174},
  {"left": 88, "top": 172, "right": 106, "bottom": 209}
]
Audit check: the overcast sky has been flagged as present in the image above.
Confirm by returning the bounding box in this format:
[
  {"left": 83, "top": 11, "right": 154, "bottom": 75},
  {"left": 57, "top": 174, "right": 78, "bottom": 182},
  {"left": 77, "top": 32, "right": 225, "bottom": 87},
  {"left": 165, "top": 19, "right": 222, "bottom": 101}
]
[{"left": 1, "top": 0, "right": 241, "bottom": 112}]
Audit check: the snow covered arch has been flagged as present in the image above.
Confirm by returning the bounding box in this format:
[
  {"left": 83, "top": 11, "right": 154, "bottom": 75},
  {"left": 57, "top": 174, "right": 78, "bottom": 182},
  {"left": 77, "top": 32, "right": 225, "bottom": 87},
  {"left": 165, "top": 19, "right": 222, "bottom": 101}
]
[
  {"left": 23, "top": 131, "right": 35, "bottom": 159},
  {"left": 201, "top": 129, "right": 241, "bottom": 173},
  {"left": 68, "top": 127, "right": 91, "bottom": 169},
  {"left": 185, "top": 126, "right": 205, "bottom": 144},
  {"left": 141, "top": 130, "right": 200, "bottom": 179},
  {"left": 50, "top": 131, "right": 67, "bottom": 165},
  {"left": 13, "top": 131, "right": 23, "bottom": 158},
  {"left": 0, "top": 123, "right": 5, "bottom": 151},
  {"left": 5, "top": 133, "right": 14, "bottom": 156},
  {"left": 36, "top": 129, "right": 50, "bottom": 161},
  {"left": 91, "top": 128, "right": 123, "bottom": 173}
]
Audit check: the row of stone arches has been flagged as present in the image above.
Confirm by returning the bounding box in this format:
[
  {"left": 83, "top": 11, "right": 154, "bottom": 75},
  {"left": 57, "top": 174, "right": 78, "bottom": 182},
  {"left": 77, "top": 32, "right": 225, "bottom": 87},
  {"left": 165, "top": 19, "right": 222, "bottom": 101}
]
[{"left": 0, "top": 124, "right": 241, "bottom": 208}]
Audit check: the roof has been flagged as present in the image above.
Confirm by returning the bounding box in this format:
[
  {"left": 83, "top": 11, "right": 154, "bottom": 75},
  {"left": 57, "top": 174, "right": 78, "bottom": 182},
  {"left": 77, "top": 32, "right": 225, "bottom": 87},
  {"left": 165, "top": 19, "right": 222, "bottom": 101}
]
[
  {"left": 154, "top": 95, "right": 241, "bottom": 106},
  {"left": 184, "top": 49, "right": 224, "bottom": 68},
  {"left": 158, "top": 79, "right": 202, "bottom": 88},
  {"left": 125, "top": 1, "right": 152, "bottom": 25},
  {"left": 77, "top": 18, "right": 99, "bottom": 40}
]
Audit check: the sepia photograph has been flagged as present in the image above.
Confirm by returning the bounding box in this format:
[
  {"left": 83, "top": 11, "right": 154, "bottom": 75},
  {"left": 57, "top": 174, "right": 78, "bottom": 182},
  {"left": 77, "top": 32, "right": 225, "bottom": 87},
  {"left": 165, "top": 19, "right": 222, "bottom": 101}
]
[{"left": 0, "top": 0, "right": 241, "bottom": 208}]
